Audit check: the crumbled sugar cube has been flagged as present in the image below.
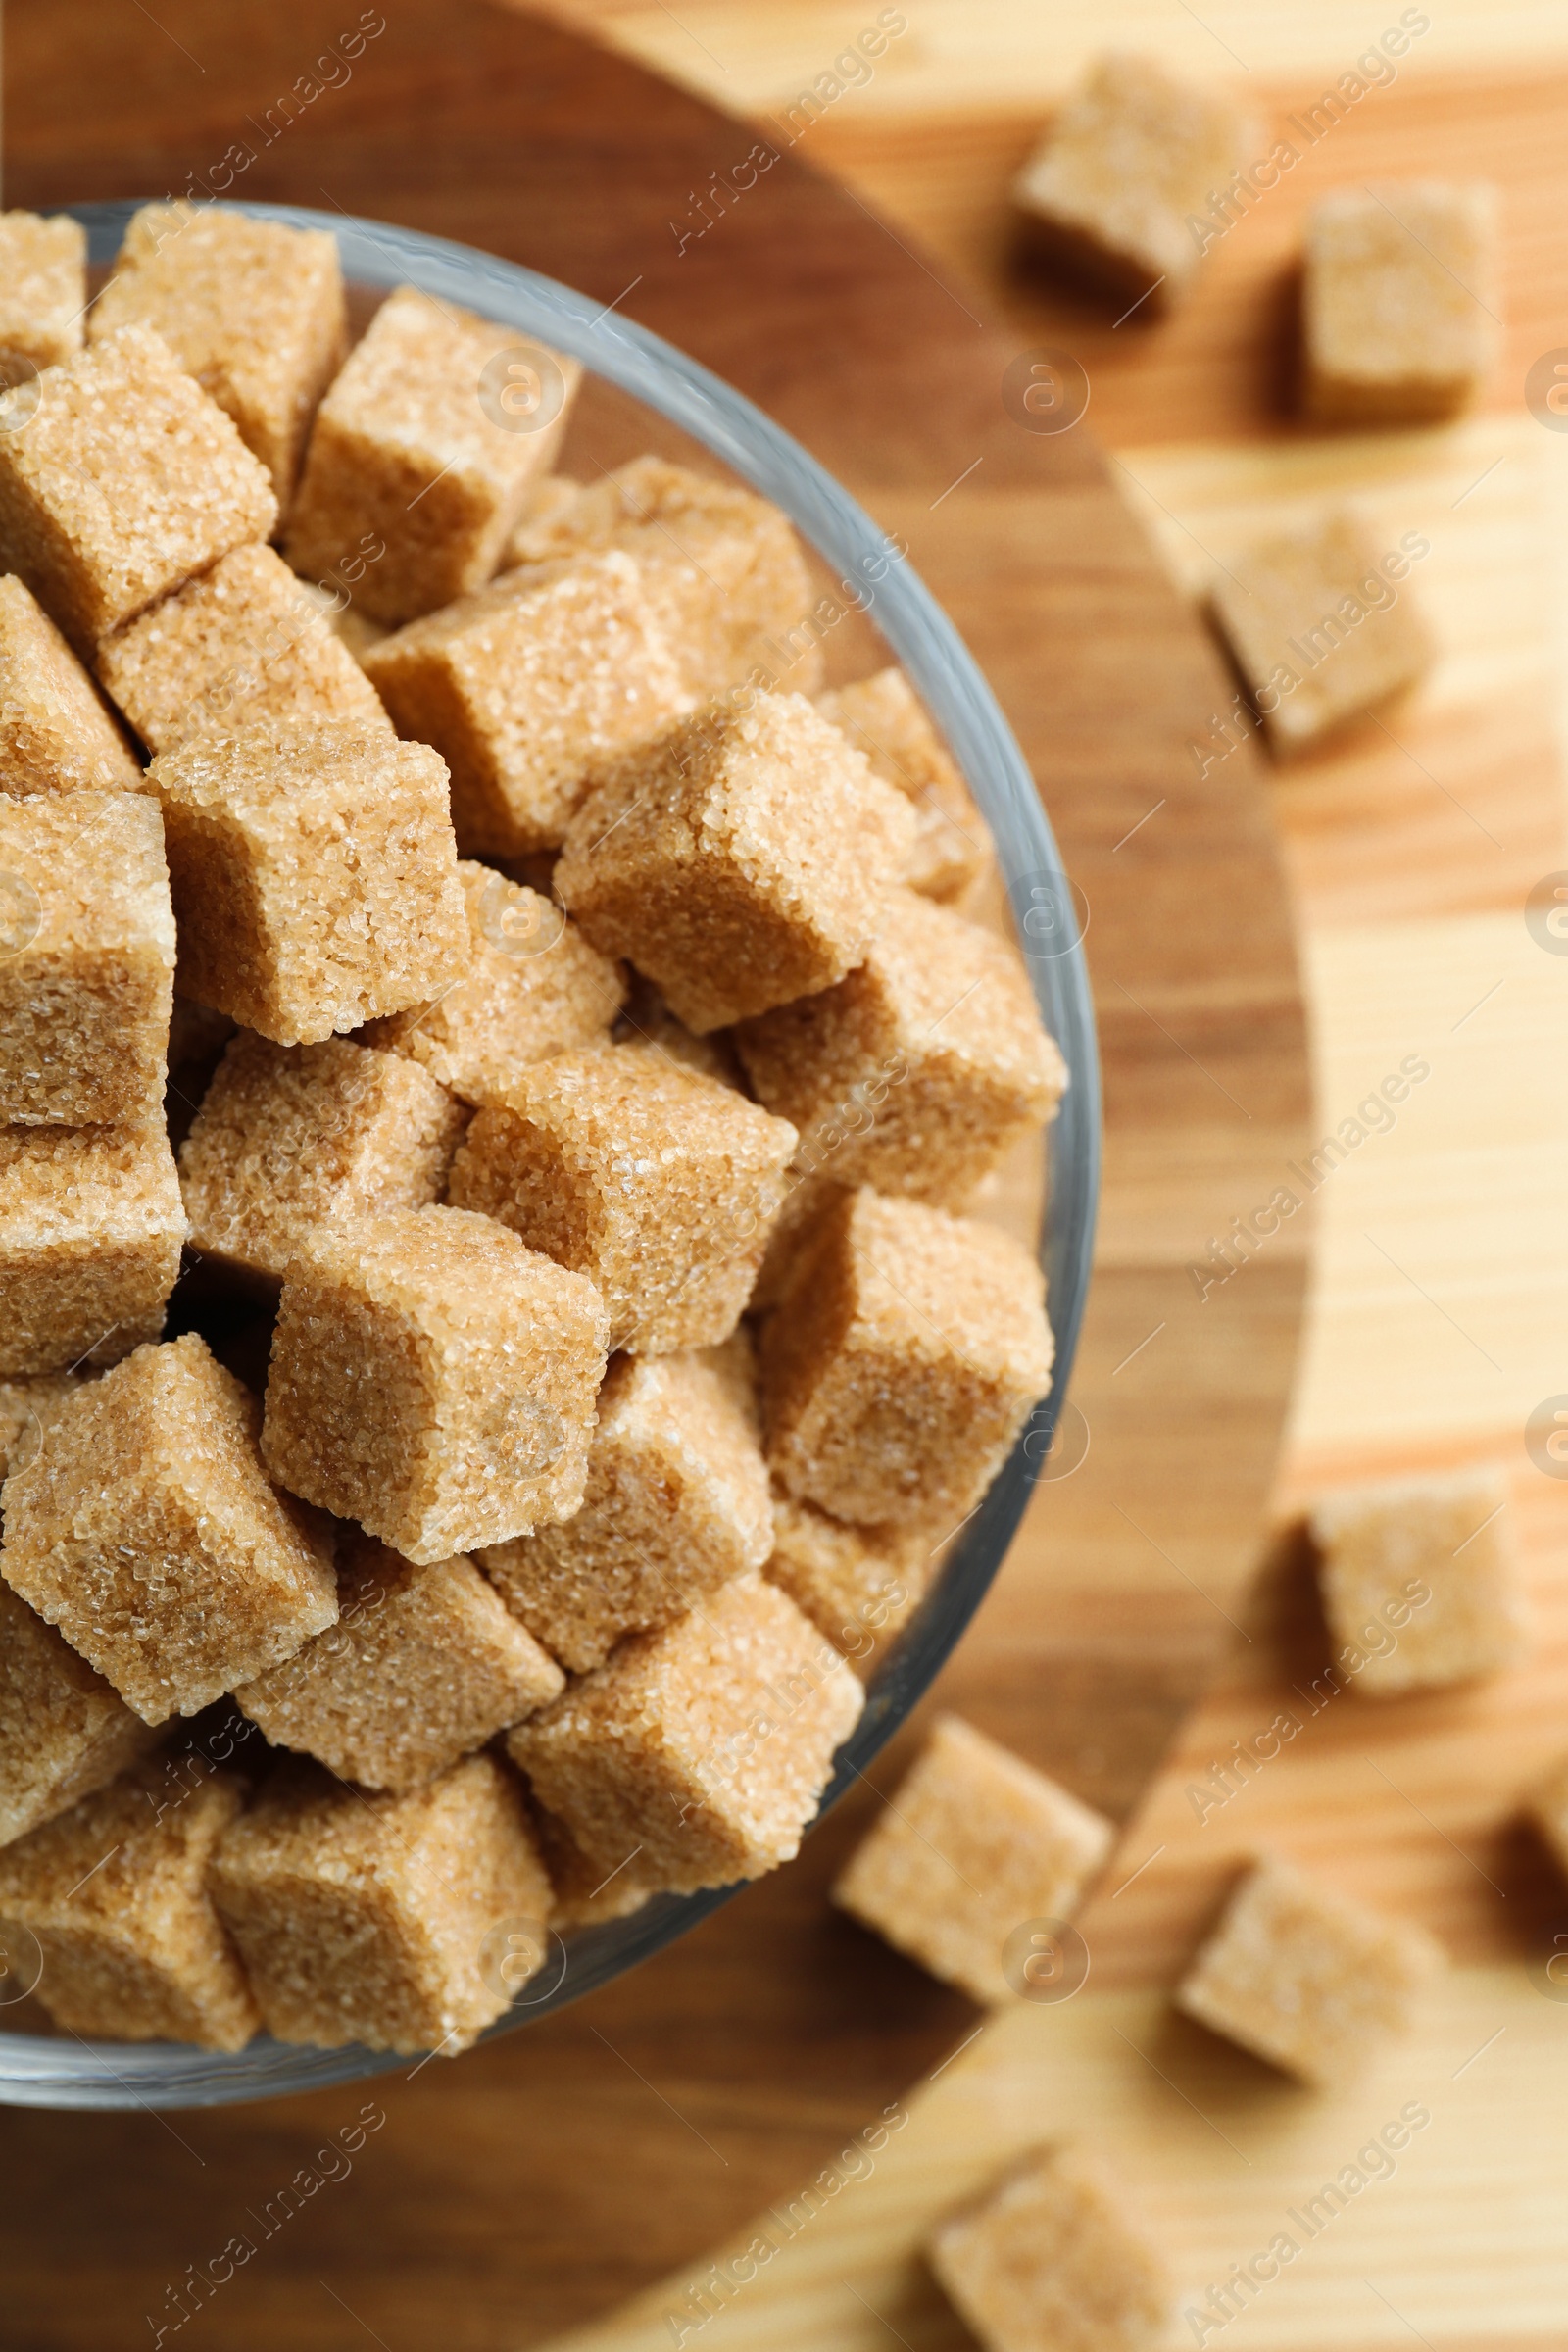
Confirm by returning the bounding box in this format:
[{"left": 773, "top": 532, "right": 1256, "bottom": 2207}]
[
  {"left": 88, "top": 203, "right": 347, "bottom": 501},
  {"left": 0, "top": 1371, "right": 80, "bottom": 1481},
  {"left": 508, "top": 1571, "right": 862, "bottom": 1892},
  {"left": 1208, "top": 509, "right": 1433, "bottom": 759},
  {"left": 1304, "top": 183, "right": 1497, "bottom": 424},
  {"left": 1529, "top": 1756, "right": 1568, "bottom": 1883},
  {"left": 615, "top": 970, "right": 744, "bottom": 1090},
  {"left": 763, "top": 1493, "right": 934, "bottom": 1679},
  {"left": 236, "top": 1533, "right": 564, "bottom": 1794},
  {"left": 815, "top": 668, "right": 991, "bottom": 906},
  {"left": 528, "top": 1794, "right": 659, "bottom": 1928},
  {"left": 0, "top": 574, "right": 141, "bottom": 795},
  {"left": 361, "top": 550, "right": 689, "bottom": 857},
  {"left": 284, "top": 284, "right": 582, "bottom": 627},
  {"left": 261, "top": 1205, "right": 610, "bottom": 1564},
  {"left": 555, "top": 691, "right": 917, "bottom": 1033},
  {"left": 145, "top": 718, "right": 468, "bottom": 1045},
  {"left": 735, "top": 887, "right": 1067, "bottom": 1208},
  {"left": 97, "top": 542, "right": 391, "bottom": 754},
  {"left": 0, "top": 1755, "right": 260, "bottom": 2047},
  {"left": 0, "top": 211, "right": 86, "bottom": 369},
  {"left": 209, "top": 1750, "right": 553, "bottom": 2053},
  {"left": 0, "top": 323, "right": 277, "bottom": 653},
  {"left": 178, "top": 1030, "right": 466, "bottom": 1285},
  {"left": 0, "top": 1122, "right": 187, "bottom": 1376},
  {"left": 1175, "top": 1853, "right": 1444, "bottom": 2085},
  {"left": 1012, "top": 53, "right": 1250, "bottom": 310},
  {"left": 478, "top": 1340, "right": 773, "bottom": 1671},
  {"left": 760, "top": 1188, "right": 1054, "bottom": 1527},
  {"left": 1310, "top": 1464, "right": 1528, "bottom": 1694},
  {"left": 505, "top": 455, "right": 824, "bottom": 698},
  {"left": 928, "top": 2143, "right": 1174, "bottom": 2352},
  {"left": 448, "top": 1043, "right": 796, "bottom": 1354},
  {"left": 362, "top": 858, "right": 624, "bottom": 1104},
  {"left": 0, "top": 791, "right": 175, "bottom": 1125},
  {"left": 833, "top": 1715, "right": 1113, "bottom": 2001},
  {"left": 1, "top": 1332, "right": 337, "bottom": 1723},
  {"left": 0, "top": 1582, "right": 162, "bottom": 1849}
]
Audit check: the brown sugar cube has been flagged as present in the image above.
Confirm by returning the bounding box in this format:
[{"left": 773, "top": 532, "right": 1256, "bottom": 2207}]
[
  {"left": 761, "top": 1188, "right": 1054, "bottom": 1527},
  {"left": 748, "top": 1170, "right": 848, "bottom": 1314},
  {"left": 1209, "top": 509, "right": 1433, "bottom": 759},
  {"left": 97, "top": 543, "right": 390, "bottom": 755},
  {"left": 362, "top": 550, "right": 688, "bottom": 858},
  {"left": 764, "top": 1493, "right": 935, "bottom": 1679},
  {"left": 0, "top": 324, "right": 277, "bottom": 655},
  {"left": 0, "top": 1583, "right": 162, "bottom": 1849},
  {"left": 509, "top": 1570, "right": 862, "bottom": 1892},
  {"left": 477, "top": 1341, "right": 774, "bottom": 1671},
  {"left": 0, "top": 1371, "right": 81, "bottom": 1482},
  {"left": 735, "top": 888, "right": 1067, "bottom": 1209},
  {"left": 363, "top": 859, "right": 624, "bottom": 1104},
  {"left": 0, "top": 211, "right": 86, "bottom": 370},
  {"left": 448, "top": 1044, "right": 796, "bottom": 1354},
  {"left": 209, "top": 1750, "right": 553, "bottom": 2053},
  {"left": 1176, "top": 1854, "right": 1444, "bottom": 2085},
  {"left": 236, "top": 1534, "right": 564, "bottom": 1793},
  {"left": 1304, "top": 183, "right": 1497, "bottom": 425},
  {"left": 145, "top": 719, "right": 467, "bottom": 1044},
  {"left": 285, "top": 284, "right": 582, "bottom": 628},
  {"left": 0, "top": 792, "right": 175, "bottom": 1125},
  {"left": 555, "top": 691, "right": 917, "bottom": 1033},
  {"left": 178, "top": 1031, "right": 466, "bottom": 1286},
  {"left": 0, "top": 574, "right": 141, "bottom": 796},
  {"left": 0, "top": 1757, "right": 260, "bottom": 2048},
  {"left": 0, "top": 1122, "right": 186, "bottom": 1376},
  {"left": 1012, "top": 53, "right": 1250, "bottom": 311},
  {"left": 928, "top": 2143, "right": 1174, "bottom": 2352},
  {"left": 1309, "top": 1464, "right": 1528, "bottom": 1695},
  {"left": 506, "top": 455, "right": 825, "bottom": 698},
  {"left": 815, "top": 668, "right": 992, "bottom": 906},
  {"left": 528, "top": 1795, "right": 659, "bottom": 1928},
  {"left": 261, "top": 1206, "right": 609, "bottom": 1564},
  {"left": 89, "top": 202, "right": 347, "bottom": 502}
]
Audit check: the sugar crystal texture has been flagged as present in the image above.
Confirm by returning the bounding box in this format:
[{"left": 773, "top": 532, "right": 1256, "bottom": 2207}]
[
  {"left": 448, "top": 1042, "right": 796, "bottom": 1353},
  {"left": 0, "top": 1122, "right": 186, "bottom": 1375},
  {"left": 261, "top": 1205, "right": 610, "bottom": 1564},
  {"left": 1, "top": 1332, "right": 338, "bottom": 1722},
  {"left": 0, "top": 791, "right": 175, "bottom": 1124},
  {"left": 764, "top": 1493, "right": 934, "bottom": 1679},
  {"left": 0, "top": 1582, "right": 162, "bottom": 1849},
  {"left": 761, "top": 1187, "right": 1054, "bottom": 1526},
  {"left": 815, "top": 668, "right": 991, "bottom": 906},
  {"left": 1310, "top": 1463, "right": 1528, "bottom": 1694},
  {"left": 555, "top": 690, "right": 917, "bottom": 1033},
  {"left": 0, "top": 1371, "right": 80, "bottom": 1480},
  {"left": 509, "top": 1570, "right": 862, "bottom": 1892},
  {"left": 0, "top": 574, "right": 141, "bottom": 795},
  {"left": 0, "top": 211, "right": 86, "bottom": 369},
  {"left": 1304, "top": 183, "right": 1497, "bottom": 424},
  {"left": 209, "top": 1750, "right": 553, "bottom": 2052}
]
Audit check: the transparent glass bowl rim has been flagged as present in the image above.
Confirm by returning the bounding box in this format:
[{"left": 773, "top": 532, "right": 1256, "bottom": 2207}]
[{"left": 0, "top": 199, "right": 1102, "bottom": 2109}]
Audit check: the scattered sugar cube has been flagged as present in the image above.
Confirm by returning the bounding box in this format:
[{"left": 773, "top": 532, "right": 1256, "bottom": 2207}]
[
  {"left": 362, "top": 549, "right": 689, "bottom": 857},
  {"left": 284, "top": 284, "right": 582, "bottom": 626},
  {"left": 1310, "top": 1464, "right": 1528, "bottom": 1694},
  {"left": 261, "top": 1205, "right": 609, "bottom": 1563},
  {"left": 0, "top": 1756, "right": 260, "bottom": 2047},
  {"left": 529, "top": 1795, "right": 659, "bottom": 1928},
  {"left": 1012, "top": 53, "right": 1250, "bottom": 310},
  {"left": 0, "top": 574, "right": 140, "bottom": 795},
  {"left": 146, "top": 719, "right": 468, "bottom": 1044},
  {"left": 0, "top": 1583, "right": 161, "bottom": 1849},
  {"left": 88, "top": 203, "right": 347, "bottom": 502},
  {"left": 509, "top": 1571, "right": 862, "bottom": 1892},
  {"left": 448, "top": 1043, "right": 796, "bottom": 1354},
  {"left": 1528, "top": 1755, "right": 1568, "bottom": 1883},
  {"left": 363, "top": 858, "right": 624, "bottom": 1103},
  {"left": 1304, "top": 182, "right": 1497, "bottom": 425},
  {"left": 209, "top": 1750, "right": 553, "bottom": 2052},
  {"left": 761, "top": 1187, "right": 1054, "bottom": 1527},
  {"left": 0, "top": 323, "right": 277, "bottom": 653},
  {"left": 928, "top": 2143, "right": 1174, "bottom": 2352},
  {"left": 764, "top": 1494, "right": 934, "bottom": 1678},
  {"left": 236, "top": 1533, "right": 564, "bottom": 1793},
  {"left": 0, "top": 211, "right": 86, "bottom": 369},
  {"left": 0, "top": 791, "right": 175, "bottom": 1125},
  {"left": 1175, "top": 1853, "right": 1444, "bottom": 2085},
  {"left": 97, "top": 542, "right": 391, "bottom": 754},
  {"left": 555, "top": 691, "right": 917, "bottom": 1033},
  {"left": 735, "top": 888, "right": 1067, "bottom": 1208},
  {"left": 478, "top": 1341, "right": 773, "bottom": 1670},
  {"left": 1, "top": 1332, "right": 337, "bottom": 1721},
  {"left": 0, "top": 1372, "right": 81, "bottom": 1481},
  {"left": 1208, "top": 509, "right": 1433, "bottom": 759},
  {"left": 0, "top": 1123, "right": 187, "bottom": 1376},
  {"left": 815, "top": 668, "right": 991, "bottom": 906}
]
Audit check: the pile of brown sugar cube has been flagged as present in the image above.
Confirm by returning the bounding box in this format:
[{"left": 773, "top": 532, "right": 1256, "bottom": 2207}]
[{"left": 0, "top": 202, "right": 1066, "bottom": 2058}]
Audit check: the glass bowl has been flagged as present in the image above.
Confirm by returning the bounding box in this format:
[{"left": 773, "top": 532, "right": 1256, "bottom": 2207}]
[{"left": 0, "top": 200, "right": 1101, "bottom": 2109}]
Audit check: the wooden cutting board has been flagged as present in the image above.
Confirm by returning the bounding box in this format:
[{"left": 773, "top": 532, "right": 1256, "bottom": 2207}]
[{"left": 0, "top": 5, "right": 1308, "bottom": 2347}]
